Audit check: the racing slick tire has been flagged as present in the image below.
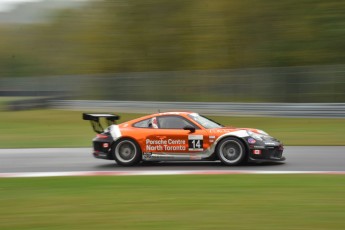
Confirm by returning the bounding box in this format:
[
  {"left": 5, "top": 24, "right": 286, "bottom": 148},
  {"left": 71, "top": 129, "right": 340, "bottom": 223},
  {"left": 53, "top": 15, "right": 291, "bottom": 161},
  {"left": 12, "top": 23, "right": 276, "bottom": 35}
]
[
  {"left": 216, "top": 137, "right": 246, "bottom": 166},
  {"left": 113, "top": 138, "right": 142, "bottom": 166}
]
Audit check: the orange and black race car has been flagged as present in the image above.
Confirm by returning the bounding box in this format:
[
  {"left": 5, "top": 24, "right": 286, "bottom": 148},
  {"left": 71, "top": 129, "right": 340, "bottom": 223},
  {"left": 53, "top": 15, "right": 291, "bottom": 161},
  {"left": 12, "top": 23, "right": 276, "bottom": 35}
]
[{"left": 83, "top": 112, "right": 285, "bottom": 166}]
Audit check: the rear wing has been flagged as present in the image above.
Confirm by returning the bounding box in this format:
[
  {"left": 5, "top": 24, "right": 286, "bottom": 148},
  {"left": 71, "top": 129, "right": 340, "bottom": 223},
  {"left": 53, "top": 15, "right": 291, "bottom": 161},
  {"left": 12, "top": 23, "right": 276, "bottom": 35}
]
[{"left": 82, "top": 113, "right": 120, "bottom": 134}]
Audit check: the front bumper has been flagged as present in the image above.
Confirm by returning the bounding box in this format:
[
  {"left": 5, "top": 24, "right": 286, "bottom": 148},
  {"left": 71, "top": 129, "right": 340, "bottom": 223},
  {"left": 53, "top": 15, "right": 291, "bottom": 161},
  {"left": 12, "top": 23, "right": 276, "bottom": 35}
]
[
  {"left": 248, "top": 145, "right": 285, "bottom": 162},
  {"left": 246, "top": 136, "right": 285, "bottom": 162}
]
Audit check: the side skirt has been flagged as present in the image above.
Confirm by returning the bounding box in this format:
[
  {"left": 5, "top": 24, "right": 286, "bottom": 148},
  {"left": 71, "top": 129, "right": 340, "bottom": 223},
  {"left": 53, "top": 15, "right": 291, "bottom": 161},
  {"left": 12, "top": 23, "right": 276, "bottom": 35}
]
[{"left": 142, "top": 151, "right": 214, "bottom": 161}]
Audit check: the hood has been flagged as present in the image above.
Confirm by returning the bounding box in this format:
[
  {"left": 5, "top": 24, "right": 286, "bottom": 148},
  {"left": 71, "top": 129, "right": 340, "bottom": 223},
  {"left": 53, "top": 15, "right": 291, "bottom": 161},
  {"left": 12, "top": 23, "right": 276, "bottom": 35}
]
[
  {"left": 206, "top": 127, "right": 268, "bottom": 136},
  {"left": 210, "top": 127, "right": 260, "bottom": 133}
]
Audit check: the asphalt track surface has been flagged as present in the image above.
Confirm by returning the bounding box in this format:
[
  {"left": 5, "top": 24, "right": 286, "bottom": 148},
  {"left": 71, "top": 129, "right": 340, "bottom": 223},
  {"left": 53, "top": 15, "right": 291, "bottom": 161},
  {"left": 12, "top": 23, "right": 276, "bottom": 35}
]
[{"left": 0, "top": 146, "right": 344, "bottom": 173}]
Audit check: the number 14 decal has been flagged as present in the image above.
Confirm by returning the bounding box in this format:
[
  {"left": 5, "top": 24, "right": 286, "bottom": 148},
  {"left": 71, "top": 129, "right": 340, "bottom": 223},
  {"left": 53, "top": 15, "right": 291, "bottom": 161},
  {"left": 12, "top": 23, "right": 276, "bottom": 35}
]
[{"left": 188, "top": 135, "right": 203, "bottom": 151}]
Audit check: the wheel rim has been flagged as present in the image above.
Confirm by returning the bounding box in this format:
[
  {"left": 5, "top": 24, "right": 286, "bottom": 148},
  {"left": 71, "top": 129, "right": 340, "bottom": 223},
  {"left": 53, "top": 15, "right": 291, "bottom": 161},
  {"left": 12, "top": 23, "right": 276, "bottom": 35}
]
[
  {"left": 219, "top": 140, "right": 243, "bottom": 164},
  {"left": 115, "top": 140, "right": 137, "bottom": 163}
]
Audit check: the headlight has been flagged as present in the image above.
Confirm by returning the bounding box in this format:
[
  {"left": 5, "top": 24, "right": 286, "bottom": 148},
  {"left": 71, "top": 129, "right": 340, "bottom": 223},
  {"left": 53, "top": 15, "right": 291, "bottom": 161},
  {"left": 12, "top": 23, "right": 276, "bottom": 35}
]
[{"left": 246, "top": 130, "right": 264, "bottom": 141}]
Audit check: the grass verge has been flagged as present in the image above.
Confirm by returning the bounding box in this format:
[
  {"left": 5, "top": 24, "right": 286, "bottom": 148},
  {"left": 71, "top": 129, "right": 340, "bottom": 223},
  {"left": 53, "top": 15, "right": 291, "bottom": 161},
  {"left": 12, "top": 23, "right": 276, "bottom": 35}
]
[
  {"left": 0, "top": 109, "right": 344, "bottom": 148},
  {"left": 0, "top": 175, "right": 344, "bottom": 230}
]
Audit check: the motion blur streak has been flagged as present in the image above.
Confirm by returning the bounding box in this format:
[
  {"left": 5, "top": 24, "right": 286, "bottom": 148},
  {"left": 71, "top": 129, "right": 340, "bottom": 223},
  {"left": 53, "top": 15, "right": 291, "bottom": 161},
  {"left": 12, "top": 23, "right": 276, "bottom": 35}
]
[
  {"left": 1, "top": 147, "right": 345, "bottom": 173},
  {"left": 0, "top": 0, "right": 345, "bottom": 103}
]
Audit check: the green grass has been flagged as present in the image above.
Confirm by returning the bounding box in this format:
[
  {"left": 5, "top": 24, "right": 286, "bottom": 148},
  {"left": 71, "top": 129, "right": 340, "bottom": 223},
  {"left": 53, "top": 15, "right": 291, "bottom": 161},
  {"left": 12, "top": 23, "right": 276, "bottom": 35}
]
[
  {"left": 0, "top": 175, "right": 344, "bottom": 230},
  {"left": 0, "top": 110, "right": 140, "bottom": 148},
  {"left": 0, "top": 109, "right": 344, "bottom": 148}
]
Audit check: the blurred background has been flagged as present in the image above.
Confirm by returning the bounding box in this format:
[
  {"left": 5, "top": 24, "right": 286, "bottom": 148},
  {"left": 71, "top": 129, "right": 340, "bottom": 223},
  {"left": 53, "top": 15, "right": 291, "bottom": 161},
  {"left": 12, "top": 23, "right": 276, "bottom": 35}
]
[{"left": 0, "top": 0, "right": 344, "bottom": 104}]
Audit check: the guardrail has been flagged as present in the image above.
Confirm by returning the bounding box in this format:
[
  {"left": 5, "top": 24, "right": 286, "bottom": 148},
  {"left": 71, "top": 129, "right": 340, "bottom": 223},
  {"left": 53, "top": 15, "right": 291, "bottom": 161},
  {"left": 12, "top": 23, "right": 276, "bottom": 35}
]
[
  {"left": 5, "top": 96, "right": 70, "bottom": 111},
  {"left": 51, "top": 100, "right": 345, "bottom": 118}
]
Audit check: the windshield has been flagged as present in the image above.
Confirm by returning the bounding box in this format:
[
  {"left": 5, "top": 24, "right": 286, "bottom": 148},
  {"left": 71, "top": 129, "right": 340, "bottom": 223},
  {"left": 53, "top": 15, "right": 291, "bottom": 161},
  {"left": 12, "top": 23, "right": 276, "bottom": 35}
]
[{"left": 188, "top": 113, "right": 223, "bottom": 129}]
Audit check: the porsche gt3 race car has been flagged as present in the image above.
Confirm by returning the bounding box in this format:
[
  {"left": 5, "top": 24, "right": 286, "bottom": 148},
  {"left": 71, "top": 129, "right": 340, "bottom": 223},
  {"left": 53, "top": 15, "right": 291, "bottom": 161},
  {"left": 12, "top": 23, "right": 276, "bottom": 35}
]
[{"left": 83, "top": 112, "right": 285, "bottom": 166}]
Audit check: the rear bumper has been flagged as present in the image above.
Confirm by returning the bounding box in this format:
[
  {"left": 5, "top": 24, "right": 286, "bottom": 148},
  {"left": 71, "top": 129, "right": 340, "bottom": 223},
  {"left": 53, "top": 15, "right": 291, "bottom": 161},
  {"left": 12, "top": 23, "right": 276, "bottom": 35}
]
[
  {"left": 92, "top": 136, "right": 113, "bottom": 160},
  {"left": 93, "top": 150, "right": 112, "bottom": 160}
]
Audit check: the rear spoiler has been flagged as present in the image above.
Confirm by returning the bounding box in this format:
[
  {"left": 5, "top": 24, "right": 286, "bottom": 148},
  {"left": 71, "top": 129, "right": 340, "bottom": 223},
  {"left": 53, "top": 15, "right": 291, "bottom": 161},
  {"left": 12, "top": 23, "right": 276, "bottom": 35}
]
[{"left": 82, "top": 113, "right": 120, "bottom": 134}]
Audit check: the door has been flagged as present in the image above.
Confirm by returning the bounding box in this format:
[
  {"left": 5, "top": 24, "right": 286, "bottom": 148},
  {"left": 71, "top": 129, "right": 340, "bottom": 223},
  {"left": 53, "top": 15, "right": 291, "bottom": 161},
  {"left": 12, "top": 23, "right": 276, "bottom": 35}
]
[{"left": 147, "top": 115, "right": 208, "bottom": 154}]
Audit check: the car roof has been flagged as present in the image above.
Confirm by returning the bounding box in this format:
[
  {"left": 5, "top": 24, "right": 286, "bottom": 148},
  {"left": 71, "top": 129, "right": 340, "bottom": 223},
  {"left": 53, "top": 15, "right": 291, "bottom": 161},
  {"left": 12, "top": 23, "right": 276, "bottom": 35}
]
[
  {"left": 153, "top": 111, "right": 193, "bottom": 116},
  {"left": 123, "top": 111, "right": 195, "bottom": 125}
]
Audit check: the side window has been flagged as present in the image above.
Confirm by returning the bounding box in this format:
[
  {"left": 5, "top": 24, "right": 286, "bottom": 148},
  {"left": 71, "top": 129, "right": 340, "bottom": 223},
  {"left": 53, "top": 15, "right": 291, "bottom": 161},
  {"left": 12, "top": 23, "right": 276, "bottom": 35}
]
[
  {"left": 133, "top": 118, "right": 151, "bottom": 128},
  {"left": 158, "top": 116, "right": 196, "bottom": 129},
  {"left": 133, "top": 117, "right": 158, "bottom": 128}
]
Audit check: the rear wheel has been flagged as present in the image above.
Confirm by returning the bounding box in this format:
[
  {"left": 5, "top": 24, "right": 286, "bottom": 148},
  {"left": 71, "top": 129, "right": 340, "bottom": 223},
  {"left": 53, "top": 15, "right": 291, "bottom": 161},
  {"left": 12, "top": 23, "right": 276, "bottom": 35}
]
[
  {"left": 113, "top": 138, "right": 142, "bottom": 166},
  {"left": 216, "top": 137, "right": 246, "bottom": 166}
]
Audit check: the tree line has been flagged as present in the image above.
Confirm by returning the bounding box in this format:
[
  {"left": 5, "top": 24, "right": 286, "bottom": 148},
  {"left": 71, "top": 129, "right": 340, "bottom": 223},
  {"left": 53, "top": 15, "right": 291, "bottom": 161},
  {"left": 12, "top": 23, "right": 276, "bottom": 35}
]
[{"left": 0, "top": 0, "right": 344, "bottom": 77}]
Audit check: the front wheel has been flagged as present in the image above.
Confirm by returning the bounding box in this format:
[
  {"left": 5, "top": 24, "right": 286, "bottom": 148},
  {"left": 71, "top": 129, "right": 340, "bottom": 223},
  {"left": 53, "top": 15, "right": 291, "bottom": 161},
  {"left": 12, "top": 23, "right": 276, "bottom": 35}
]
[
  {"left": 113, "top": 138, "right": 142, "bottom": 166},
  {"left": 216, "top": 137, "right": 246, "bottom": 166}
]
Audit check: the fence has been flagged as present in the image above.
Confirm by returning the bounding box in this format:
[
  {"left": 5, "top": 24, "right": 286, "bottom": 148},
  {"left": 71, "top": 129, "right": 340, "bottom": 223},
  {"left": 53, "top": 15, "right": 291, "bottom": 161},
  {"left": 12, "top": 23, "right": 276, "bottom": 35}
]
[
  {"left": 52, "top": 100, "right": 345, "bottom": 118},
  {"left": 1, "top": 65, "right": 344, "bottom": 103}
]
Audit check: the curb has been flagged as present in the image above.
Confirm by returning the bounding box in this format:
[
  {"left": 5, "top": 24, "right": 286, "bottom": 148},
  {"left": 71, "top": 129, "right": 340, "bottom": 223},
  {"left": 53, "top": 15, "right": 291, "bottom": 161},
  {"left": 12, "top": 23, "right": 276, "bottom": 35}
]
[{"left": 1, "top": 170, "right": 345, "bottom": 178}]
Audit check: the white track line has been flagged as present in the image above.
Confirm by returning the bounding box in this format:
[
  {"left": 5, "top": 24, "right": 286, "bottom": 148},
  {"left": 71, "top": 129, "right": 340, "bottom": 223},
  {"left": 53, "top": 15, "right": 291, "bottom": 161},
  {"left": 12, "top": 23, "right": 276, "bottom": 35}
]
[{"left": 0, "top": 170, "right": 344, "bottom": 178}]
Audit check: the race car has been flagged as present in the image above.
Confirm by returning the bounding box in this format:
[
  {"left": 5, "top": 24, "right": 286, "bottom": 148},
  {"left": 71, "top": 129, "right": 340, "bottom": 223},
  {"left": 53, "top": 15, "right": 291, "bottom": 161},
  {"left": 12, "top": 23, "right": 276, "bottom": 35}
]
[{"left": 83, "top": 112, "right": 285, "bottom": 166}]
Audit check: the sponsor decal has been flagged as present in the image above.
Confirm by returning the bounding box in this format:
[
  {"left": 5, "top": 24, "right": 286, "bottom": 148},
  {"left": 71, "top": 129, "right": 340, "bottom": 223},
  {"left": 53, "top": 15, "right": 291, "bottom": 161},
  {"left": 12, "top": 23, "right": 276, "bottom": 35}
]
[
  {"left": 209, "top": 136, "right": 215, "bottom": 142},
  {"left": 208, "top": 129, "right": 248, "bottom": 137},
  {"left": 265, "top": 142, "right": 277, "bottom": 146},
  {"left": 188, "top": 135, "right": 203, "bottom": 151},
  {"left": 144, "top": 135, "right": 204, "bottom": 152},
  {"left": 253, "top": 150, "right": 262, "bottom": 155},
  {"left": 102, "top": 143, "right": 109, "bottom": 148},
  {"left": 145, "top": 138, "right": 186, "bottom": 151},
  {"left": 209, "top": 129, "right": 233, "bottom": 134},
  {"left": 248, "top": 138, "right": 256, "bottom": 144}
]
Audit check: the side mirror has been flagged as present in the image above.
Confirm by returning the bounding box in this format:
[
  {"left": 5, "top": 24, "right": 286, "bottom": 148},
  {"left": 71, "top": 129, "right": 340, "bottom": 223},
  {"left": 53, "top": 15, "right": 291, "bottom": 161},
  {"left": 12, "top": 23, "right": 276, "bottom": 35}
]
[{"left": 183, "top": 125, "right": 195, "bottom": 133}]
